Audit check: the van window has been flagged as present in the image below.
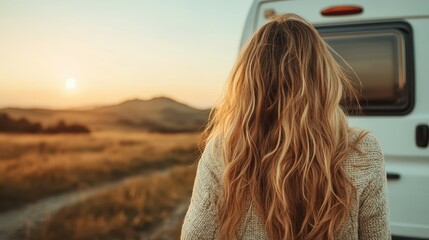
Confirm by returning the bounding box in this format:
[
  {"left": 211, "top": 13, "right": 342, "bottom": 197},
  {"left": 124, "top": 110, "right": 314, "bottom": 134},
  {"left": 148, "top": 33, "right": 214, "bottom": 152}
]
[{"left": 318, "top": 23, "right": 414, "bottom": 115}]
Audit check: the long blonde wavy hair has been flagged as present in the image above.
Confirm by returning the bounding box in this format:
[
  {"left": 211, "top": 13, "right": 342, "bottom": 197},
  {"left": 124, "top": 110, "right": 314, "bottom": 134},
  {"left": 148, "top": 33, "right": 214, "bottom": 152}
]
[{"left": 203, "top": 14, "right": 364, "bottom": 239}]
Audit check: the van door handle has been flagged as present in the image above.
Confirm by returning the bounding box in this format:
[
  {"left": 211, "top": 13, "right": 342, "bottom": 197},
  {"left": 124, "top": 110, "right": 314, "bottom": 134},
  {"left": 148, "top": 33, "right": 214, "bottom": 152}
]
[
  {"left": 416, "top": 124, "right": 429, "bottom": 148},
  {"left": 386, "top": 172, "right": 400, "bottom": 180}
]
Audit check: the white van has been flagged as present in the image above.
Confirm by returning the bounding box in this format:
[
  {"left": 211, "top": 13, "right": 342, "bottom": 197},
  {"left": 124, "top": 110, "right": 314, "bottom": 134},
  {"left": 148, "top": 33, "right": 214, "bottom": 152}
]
[{"left": 240, "top": 0, "right": 429, "bottom": 239}]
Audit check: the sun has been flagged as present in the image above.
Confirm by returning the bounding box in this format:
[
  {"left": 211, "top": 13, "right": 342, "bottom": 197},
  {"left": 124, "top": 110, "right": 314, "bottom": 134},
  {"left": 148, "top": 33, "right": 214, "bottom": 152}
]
[{"left": 65, "top": 78, "right": 77, "bottom": 90}]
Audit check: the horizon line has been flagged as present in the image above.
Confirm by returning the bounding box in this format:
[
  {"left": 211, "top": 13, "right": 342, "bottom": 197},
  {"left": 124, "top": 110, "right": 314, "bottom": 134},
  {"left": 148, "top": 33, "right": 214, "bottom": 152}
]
[{"left": 0, "top": 95, "right": 213, "bottom": 111}]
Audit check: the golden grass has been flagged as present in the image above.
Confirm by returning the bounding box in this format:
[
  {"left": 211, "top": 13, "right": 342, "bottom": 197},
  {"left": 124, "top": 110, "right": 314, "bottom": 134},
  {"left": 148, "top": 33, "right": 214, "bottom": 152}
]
[
  {"left": 22, "top": 165, "right": 197, "bottom": 240},
  {"left": 0, "top": 131, "right": 201, "bottom": 211}
]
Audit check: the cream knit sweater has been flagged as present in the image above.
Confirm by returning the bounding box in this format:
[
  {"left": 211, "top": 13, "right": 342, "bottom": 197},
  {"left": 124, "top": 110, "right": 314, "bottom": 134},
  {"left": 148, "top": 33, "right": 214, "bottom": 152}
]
[{"left": 181, "top": 129, "right": 391, "bottom": 239}]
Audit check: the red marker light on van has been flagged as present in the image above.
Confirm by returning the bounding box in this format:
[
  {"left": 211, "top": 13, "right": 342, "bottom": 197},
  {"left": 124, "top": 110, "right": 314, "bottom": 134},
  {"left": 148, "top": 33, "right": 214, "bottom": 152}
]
[{"left": 321, "top": 5, "right": 363, "bottom": 16}]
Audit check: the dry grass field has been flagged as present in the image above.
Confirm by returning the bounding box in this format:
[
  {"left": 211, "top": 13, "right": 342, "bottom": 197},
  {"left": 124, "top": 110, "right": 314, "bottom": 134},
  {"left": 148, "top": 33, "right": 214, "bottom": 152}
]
[
  {"left": 0, "top": 98, "right": 207, "bottom": 239},
  {"left": 20, "top": 165, "right": 197, "bottom": 240},
  {"left": 0, "top": 131, "right": 201, "bottom": 212}
]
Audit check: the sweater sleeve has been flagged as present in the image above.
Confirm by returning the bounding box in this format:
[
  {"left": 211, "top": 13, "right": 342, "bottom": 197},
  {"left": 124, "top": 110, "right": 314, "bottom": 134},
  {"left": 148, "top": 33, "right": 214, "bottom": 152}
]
[
  {"left": 358, "top": 135, "right": 391, "bottom": 240},
  {"left": 181, "top": 138, "right": 223, "bottom": 239}
]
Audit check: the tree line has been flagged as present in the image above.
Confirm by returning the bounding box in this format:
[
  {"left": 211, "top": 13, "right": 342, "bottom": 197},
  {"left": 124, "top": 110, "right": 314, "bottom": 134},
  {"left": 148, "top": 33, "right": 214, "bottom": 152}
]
[{"left": 0, "top": 113, "right": 90, "bottom": 134}]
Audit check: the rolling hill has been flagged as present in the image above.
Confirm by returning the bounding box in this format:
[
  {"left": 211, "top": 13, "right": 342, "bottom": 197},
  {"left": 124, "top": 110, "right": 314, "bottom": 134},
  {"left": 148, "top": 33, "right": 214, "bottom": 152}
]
[{"left": 0, "top": 97, "right": 210, "bottom": 132}]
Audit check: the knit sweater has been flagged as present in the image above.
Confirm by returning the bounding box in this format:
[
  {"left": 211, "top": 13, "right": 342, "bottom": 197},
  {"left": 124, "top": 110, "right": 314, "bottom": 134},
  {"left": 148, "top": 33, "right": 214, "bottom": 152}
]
[{"left": 181, "top": 129, "right": 391, "bottom": 239}]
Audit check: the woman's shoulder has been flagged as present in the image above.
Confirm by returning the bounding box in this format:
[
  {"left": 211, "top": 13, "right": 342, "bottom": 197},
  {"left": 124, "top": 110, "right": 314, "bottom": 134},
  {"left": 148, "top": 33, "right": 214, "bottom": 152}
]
[
  {"left": 348, "top": 127, "right": 383, "bottom": 155},
  {"left": 344, "top": 128, "right": 385, "bottom": 180},
  {"left": 204, "top": 134, "right": 223, "bottom": 163},
  {"left": 198, "top": 134, "right": 225, "bottom": 178}
]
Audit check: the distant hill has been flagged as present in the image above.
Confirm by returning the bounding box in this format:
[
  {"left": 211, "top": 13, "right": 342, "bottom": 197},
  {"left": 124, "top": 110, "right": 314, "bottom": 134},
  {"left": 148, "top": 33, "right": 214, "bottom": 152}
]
[{"left": 0, "top": 97, "right": 210, "bottom": 133}]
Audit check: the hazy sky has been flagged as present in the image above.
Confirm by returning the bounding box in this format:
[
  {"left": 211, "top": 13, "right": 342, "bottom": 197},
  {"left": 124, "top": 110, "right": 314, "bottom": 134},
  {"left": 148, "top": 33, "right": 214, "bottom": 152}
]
[{"left": 0, "top": 0, "right": 253, "bottom": 109}]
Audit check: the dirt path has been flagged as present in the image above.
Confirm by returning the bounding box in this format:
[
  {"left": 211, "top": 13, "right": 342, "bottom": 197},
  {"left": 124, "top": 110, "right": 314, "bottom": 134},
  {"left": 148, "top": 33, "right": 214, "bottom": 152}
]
[{"left": 0, "top": 168, "right": 174, "bottom": 240}]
